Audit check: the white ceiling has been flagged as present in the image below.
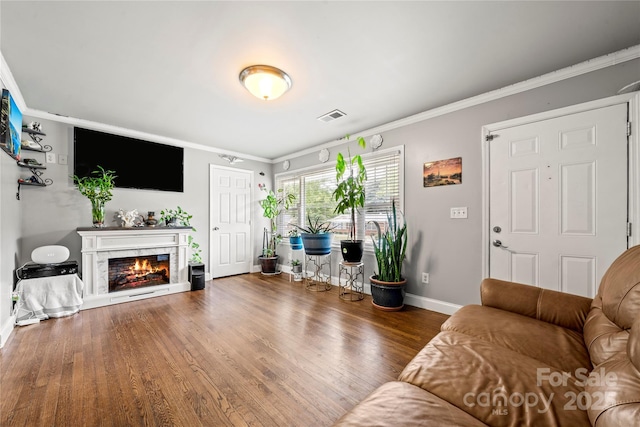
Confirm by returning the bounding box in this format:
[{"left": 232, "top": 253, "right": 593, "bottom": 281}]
[{"left": 2, "top": 1, "right": 639, "bottom": 161}]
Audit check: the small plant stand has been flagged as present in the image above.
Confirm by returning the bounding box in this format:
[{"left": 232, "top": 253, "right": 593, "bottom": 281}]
[
  {"left": 338, "top": 261, "right": 364, "bottom": 301},
  {"left": 304, "top": 253, "right": 332, "bottom": 292}
]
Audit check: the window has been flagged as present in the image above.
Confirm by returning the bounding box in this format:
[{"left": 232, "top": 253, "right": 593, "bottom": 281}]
[{"left": 276, "top": 146, "right": 403, "bottom": 249}]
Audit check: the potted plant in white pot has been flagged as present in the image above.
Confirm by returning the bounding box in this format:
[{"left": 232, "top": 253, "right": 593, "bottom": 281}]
[
  {"left": 259, "top": 187, "right": 296, "bottom": 274},
  {"left": 370, "top": 200, "right": 407, "bottom": 311},
  {"left": 332, "top": 135, "right": 367, "bottom": 263},
  {"left": 72, "top": 165, "right": 117, "bottom": 227}
]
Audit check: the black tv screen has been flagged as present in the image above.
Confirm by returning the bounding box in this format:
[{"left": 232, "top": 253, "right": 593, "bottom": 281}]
[{"left": 74, "top": 127, "right": 184, "bottom": 192}]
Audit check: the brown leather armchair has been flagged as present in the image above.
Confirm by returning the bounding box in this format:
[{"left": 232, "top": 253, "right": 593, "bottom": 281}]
[{"left": 334, "top": 245, "right": 640, "bottom": 426}]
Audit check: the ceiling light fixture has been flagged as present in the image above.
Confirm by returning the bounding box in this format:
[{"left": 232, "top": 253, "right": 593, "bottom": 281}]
[
  {"left": 219, "top": 154, "right": 244, "bottom": 164},
  {"left": 239, "top": 65, "right": 292, "bottom": 101}
]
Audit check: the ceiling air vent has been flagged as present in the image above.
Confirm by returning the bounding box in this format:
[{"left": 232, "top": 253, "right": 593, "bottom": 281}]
[{"left": 317, "top": 109, "right": 346, "bottom": 123}]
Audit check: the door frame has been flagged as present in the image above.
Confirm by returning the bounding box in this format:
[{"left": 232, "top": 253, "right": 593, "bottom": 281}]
[
  {"left": 209, "top": 164, "right": 254, "bottom": 278},
  {"left": 481, "top": 92, "right": 640, "bottom": 279}
]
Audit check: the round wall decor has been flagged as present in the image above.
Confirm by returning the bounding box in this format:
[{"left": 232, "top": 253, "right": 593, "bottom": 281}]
[
  {"left": 283, "top": 160, "right": 290, "bottom": 170},
  {"left": 319, "top": 148, "right": 330, "bottom": 163}
]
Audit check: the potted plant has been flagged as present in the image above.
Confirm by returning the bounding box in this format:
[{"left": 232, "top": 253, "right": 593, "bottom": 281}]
[
  {"left": 369, "top": 201, "right": 407, "bottom": 311},
  {"left": 292, "top": 215, "right": 336, "bottom": 255},
  {"left": 160, "top": 206, "right": 202, "bottom": 263},
  {"left": 332, "top": 135, "right": 367, "bottom": 262},
  {"left": 291, "top": 259, "right": 302, "bottom": 274},
  {"left": 289, "top": 229, "right": 303, "bottom": 250},
  {"left": 259, "top": 187, "right": 296, "bottom": 274},
  {"left": 72, "top": 165, "right": 117, "bottom": 227}
]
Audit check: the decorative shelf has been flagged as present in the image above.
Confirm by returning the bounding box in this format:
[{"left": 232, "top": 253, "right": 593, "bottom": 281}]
[{"left": 17, "top": 160, "right": 46, "bottom": 170}]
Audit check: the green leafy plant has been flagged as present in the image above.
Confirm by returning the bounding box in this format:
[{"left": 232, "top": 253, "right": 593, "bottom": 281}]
[
  {"left": 160, "top": 206, "right": 201, "bottom": 263},
  {"left": 259, "top": 187, "right": 296, "bottom": 256},
  {"left": 370, "top": 200, "right": 407, "bottom": 282},
  {"left": 72, "top": 166, "right": 117, "bottom": 226},
  {"left": 72, "top": 165, "right": 117, "bottom": 203},
  {"left": 291, "top": 259, "right": 301, "bottom": 266},
  {"left": 332, "top": 135, "right": 367, "bottom": 241},
  {"left": 160, "top": 206, "right": 192, "bottom": 226},
  {"left": 291, "top": 214, "right": 336, "bottom": 234}
]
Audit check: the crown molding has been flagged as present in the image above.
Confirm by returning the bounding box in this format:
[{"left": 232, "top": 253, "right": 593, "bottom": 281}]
[
  {"left": 272, "top": 44, "right": 640, "bottom": 164},
  {"left": 22, "top": 108, "right": 272, "bottom": 163}
]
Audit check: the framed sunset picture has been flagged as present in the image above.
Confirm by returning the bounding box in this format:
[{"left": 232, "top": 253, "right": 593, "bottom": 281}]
[{"left": 424, "top": 157, "right": 462, "bottom": 187}]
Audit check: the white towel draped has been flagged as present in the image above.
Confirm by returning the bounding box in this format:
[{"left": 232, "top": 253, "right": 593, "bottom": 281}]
[{"left": 14, "top": 274, "right": 84, "bottom": 322}]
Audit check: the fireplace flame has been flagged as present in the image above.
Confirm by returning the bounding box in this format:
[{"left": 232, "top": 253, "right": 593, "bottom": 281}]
[{"left": 129, "top": 258, "right": 160, "bottom": 276}]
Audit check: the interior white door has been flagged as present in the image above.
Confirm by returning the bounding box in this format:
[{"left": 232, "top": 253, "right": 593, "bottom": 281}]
[
  {"left": 210, "top": 166, "right": 252, "bottom": 278},
  {"left": 489, "top": 103, "right": 628, "bottom": 297}
]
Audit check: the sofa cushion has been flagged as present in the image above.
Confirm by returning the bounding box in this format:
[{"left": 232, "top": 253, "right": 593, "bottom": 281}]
[
  {"left": 594, "top": 244, "right": 640, "bottom": 330},
  {"left": 399, "top": 331, "right": 591, "bottom": 427},
  {"left": 442, "top": 305, "right": 591, "bottom": 373},
  {"left": 583, "top": 244, "right": 640, "bottom": 367},
  {"left": 333, "top": 381, "right": 488, "bottom": 427}
]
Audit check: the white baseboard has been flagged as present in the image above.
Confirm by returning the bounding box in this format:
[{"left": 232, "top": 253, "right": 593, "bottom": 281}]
[
  {"left": 403, "top": 293, "right": 462, "bottom": 315},
  {"left": 0, "top": 315, "right": 16, "bottom": 348}
]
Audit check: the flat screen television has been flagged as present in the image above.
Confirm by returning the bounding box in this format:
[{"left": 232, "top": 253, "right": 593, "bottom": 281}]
[{"left": 74, "top": 127, "right": 184, "bottom": 192}]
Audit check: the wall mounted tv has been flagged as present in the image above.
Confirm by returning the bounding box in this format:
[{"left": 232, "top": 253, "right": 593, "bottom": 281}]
[{"left": 74, "top": 127, "right": 184, "bottom": 192}]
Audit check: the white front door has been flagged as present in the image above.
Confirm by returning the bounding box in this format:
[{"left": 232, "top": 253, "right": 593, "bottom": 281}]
[
  {"left": 210, "top": 166, "right": 252, "bottom": 278},
  {"left": 488, "top": 103, "right": 628, "bottom": 297}
]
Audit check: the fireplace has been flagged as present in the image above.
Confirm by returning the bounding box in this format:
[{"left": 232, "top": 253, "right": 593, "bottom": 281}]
[
  {"left": 109, "top": 254, "right": 171, "bottom": 293},
  {"left": 77, "top": 227, "right": 191, "bottom": 309}
]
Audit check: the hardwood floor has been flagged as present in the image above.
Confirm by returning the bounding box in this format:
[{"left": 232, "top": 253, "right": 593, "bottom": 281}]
[{"left": 1, "top": 273, "right": 449, "bottom": 426}]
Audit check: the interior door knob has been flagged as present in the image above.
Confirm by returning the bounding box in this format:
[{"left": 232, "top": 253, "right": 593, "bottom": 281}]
[
  {"left": 492, "top": 239, "right": 508, "bottom": 248},
  {"left": 212, "top": 227, "right": 219, "bottom": 231}
]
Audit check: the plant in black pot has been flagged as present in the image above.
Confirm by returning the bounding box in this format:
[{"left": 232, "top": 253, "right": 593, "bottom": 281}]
[
  {"left": 332, "top": 135, "right": 367, "bottom": 263},
  {"left": 259, "top": 187, "right": 296, "bottom": 274},
  {"left": 370, "top": 200, "right": 407, "bottom": 311},
  {"left": 291, "top": 215, "right": 336, "bottom": 256}
]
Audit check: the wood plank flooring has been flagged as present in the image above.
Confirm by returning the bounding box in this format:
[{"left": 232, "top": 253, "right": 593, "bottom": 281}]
[{"left": 1, "top": 273, "right": 449, "bottom": 426}]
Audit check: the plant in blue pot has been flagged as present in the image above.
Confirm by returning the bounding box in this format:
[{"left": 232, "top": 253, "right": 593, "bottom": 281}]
[
  {"left": 289, "top": 229, "right": 303, "bottom": 250},
  {"left": 292, "top": 215, "right": 336, "bottom": 256}
]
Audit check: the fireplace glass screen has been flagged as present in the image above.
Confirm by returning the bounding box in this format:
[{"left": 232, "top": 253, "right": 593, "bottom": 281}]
[{"left": 108, "top": 254, "right": 170, "bottom": 293}]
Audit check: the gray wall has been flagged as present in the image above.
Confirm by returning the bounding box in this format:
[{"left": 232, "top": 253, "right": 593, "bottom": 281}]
[
  {"left": 0, "top": 77, "right": 23, "bottom": 343},
  {"left": 1, "top": 57, "right": 638, "bottom": 342},
  {"left": 281, "top": 58, "right": 640, "bottom": 307},
  {"left": 15, "top": 116, "right": 273, "bottom": 278}
]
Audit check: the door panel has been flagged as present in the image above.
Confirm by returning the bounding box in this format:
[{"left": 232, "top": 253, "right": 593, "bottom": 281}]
[
  {"left": 489, "top": 103, "right": 628, "bottom": 297},
  {"left": 210, "top": 166, "right": 252, "bottom": 278}
]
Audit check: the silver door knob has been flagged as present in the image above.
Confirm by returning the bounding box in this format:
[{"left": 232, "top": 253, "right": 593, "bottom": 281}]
[
  {"left": 492, "top": 239, "right": 508, "bottom": 248},
  {"left": 212, "top": 227, "right": 219, "bottom": 231}
]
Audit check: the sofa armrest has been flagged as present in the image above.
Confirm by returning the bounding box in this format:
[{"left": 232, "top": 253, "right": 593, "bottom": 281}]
[{"left": 480, "top": 278, "right": 592, "bottom": 332}]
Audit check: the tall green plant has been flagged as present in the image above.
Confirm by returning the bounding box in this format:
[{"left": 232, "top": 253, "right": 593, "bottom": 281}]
[
  {"left": 332, "top": 135, "right": 367, "bottom": 241},
  {"left": 72, "top": 165, "right": 116, "bottom": 204},
  {"left": 259, "top": 187, "right": 296, "bottom": 255},
  {"left": 370, "top": 201, "right": 407, "bottom": 282}
]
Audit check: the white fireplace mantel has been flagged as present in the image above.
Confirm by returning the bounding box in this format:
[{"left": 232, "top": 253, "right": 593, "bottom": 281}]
[{"left": 77, "top": 227, "right": 192, "bottom": 309}]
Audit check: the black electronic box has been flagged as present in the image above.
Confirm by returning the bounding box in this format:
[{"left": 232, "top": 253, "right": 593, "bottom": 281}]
[{"left": 17, "top": 261, "right": 79, "bottom": 280}]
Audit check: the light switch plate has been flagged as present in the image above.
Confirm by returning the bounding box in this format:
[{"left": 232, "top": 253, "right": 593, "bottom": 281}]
[
  {"left": 46, "top": 152, "right": 57, "bottom": 164},
  {"left": 450, "top": 207, "right": 468, "bottom": 219},
  {"left": 58, "top": 154, "right": 68, "bottom": 165}
]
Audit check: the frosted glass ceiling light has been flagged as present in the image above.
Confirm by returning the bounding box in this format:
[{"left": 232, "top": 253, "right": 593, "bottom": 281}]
[{"left": 239, "top": 65, "right": 292, "bottom": 101}]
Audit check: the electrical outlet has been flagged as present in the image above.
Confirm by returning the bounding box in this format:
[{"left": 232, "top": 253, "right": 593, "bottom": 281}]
[
  {"left": 450, "top": 207, "right": 468, "bottom": 219},
  {"left": 46, "top": 152, "right": 57, "bottom": 164},
  {"left": 422, "top": 272, "right": 429, "bottom": 284}
]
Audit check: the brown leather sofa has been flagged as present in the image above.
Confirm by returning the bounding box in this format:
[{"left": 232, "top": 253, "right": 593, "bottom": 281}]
[{"left": 334, "top": 245, "right": 640, "bottom": 426}]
